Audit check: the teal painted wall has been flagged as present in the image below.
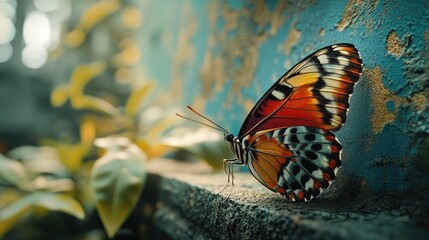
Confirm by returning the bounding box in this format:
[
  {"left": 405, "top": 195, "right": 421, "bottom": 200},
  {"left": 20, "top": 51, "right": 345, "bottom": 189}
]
[{"left": 139, "top": 0, "right": 429, "bottom": 194}]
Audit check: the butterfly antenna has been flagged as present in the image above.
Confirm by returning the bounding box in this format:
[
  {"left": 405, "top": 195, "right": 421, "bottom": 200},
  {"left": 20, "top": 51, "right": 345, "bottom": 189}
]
[
  {"left": 175, "top": 113, "right": 227, "bottom": 133},
  {"left": 186, "top": 106, "right": 229, "bottom": 133},
  {"left": 176, "top": 106, "right": 229, "bottom": 133}
]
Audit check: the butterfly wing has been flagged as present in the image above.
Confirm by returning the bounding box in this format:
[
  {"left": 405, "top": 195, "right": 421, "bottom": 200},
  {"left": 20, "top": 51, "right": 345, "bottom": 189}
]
[
  {"left": 244, "top": 126, "right": 342, "bottom": 202},
  {"left": 238, "top": 43, "right": 363, "bottom": 138}
]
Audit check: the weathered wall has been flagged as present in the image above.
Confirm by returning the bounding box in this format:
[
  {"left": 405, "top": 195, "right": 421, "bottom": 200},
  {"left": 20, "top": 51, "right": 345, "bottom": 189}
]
[{"left": 140, "top": 0, "right": 429, "bottom": 197}]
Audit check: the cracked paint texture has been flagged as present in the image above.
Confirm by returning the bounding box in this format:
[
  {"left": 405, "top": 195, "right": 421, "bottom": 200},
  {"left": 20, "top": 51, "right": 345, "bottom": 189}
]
[{"left": 138, "top": 0, "right": 429, "bottom": 195}]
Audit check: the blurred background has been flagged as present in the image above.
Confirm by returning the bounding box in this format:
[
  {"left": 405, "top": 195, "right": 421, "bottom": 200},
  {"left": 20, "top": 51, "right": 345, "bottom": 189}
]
[
  {"left": 0, "top": 0, "right": 226, "bottom": 159},
  {"left": 0, "top": 0, "right": 173, "bottom": 150}
]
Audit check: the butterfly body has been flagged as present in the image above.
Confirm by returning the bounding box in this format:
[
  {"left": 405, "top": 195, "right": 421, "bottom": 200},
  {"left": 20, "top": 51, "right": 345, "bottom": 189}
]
[{"left": 181, "top": 43, "right": 362, "bottom": 202}]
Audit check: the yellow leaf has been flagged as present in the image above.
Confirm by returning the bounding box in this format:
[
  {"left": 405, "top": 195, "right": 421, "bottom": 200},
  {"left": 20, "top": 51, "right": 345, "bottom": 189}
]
[
  {"left": 50, "top": 85, "right": 70, "bottom": 107},
  {"left": 66, "top": 0, "right": 122, "bottom": 47},
  {"left": 80, "top": 117, "right": 96, "bottom": 144},
  {"left": 121, "top": 6, "right": 143, "bottom": 29},
  {"left": 114, "top": 68, "right": 132, "bottom": 84},
  {"left": 125, "top": 82, "right": 155, "bottom": 118},
  {"left": 71, "top": 96, "right": 120, "bottom": 116},
  {"left": 91, "top": 137, "right": 146, "bottom": 238},
  {"left": 0, "top": 198, "right": 29, "bottom": 237},
  {"left": 65, "top": 28, "right": 86, "bottom": 47},
  {"left": 80, "top": 0, "right": 122, "bottom": 31},
  {"left": 112, "top": 40, "right": 141, "bottom": 67},
  {"left": 134, "top": 138, "right": 172, "bottom": 159},
  {"left": 36, "top": 193, "right": 84, "bottom": 220},
  {"left": 56, "top": 142, "right": 92, "bottom": 172},
  {"left": 0, "top": 192, "right": 84, "bottom": 237},
  {"left": 69, "top": 61, "right": 106, "bottom": 98}
]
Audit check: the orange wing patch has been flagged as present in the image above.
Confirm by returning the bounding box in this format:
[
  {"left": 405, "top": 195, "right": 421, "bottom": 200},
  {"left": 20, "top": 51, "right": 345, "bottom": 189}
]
[{"left": 247, "top": 131, "right": 292, "bottom": 192}]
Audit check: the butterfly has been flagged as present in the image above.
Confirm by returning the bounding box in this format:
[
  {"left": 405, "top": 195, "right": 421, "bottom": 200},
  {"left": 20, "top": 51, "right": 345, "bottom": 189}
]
[{"left": 178, "top": 43, "right": 363, "bottom": 202}]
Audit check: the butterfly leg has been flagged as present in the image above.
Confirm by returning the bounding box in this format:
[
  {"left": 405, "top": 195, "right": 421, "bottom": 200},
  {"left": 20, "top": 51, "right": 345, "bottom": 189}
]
[
  {"left": 223, "top": 158, "right": 243, "bottom": 186},
  {"left": 222, "top": 158, "right": 236, "bottom": 184},
  {"left": 217, "top": 158, "right": 242, "bottom": 195}
]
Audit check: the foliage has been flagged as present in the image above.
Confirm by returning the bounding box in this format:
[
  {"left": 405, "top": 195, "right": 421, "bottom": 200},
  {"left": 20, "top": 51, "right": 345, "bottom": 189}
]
[
  {"left": 0, "top": 1, "right": 231, "bottom": 238},
  {"left": 91, "top": 137, "right": 147, "bottom": 238},
  {"left": 0, "top": 150, "right": 84, "bottom": 237},
  {"left": 0, "top": 1, "right": 172, "bottom": 239}
]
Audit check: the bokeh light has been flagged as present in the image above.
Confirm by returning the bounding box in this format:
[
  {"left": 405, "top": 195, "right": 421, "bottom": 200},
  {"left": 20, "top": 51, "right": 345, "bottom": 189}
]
[
  {"left": 34, "top": 0, "right": 60, "bottom": 12},
  {"left": 23, "top": 12, "right": 51, "bottom": 48},
  {"left": 21, "top": 45, "right": 48, "bottom": 69},
  {"left": 0, "top": 0, "right": 16, "bottom": 64},
  {"left": 0, "top": 44, "right": 13, "bottom": 63},
  {"left": 0, "top": 15, "right": 15, "bottom": 44},
  {"left": 0, "top": 1, "right": 16, "bottom": 19}
]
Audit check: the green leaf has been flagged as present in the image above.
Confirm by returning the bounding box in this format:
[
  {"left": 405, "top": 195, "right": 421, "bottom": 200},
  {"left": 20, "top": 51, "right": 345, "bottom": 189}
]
[
  {"left": 0, "top": 154, "right": 29, "bottom": 189},
  {"left": 91, "top": 137, "right": 147, "bottom": 238},
  {"left": 0, "top": 192, "right": 85, "bottom": 237}
]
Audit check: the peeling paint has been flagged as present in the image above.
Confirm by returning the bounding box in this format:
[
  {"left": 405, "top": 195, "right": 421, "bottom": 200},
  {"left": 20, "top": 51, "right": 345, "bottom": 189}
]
[
  {"left": 337, "top": 0, "right": 378, "bottom": 31},
  {"left": 318, "top": 28, "right": 325, "bottom": 37},
  {"left": 403, "top": 29, "right": 429, "bottom": 89},
  {"left": 367, "top": 67, "right": 406, "bottom": 134},
  {"left": 337, "top": 0, "right": 363, "bottom": 31},
  {"left": 200, "top": 0, "right": 289, "bottom": 109},
  {"left": 169, "top": 3, "right": 197, "bottom": 98},
  {"left": 270, "top": 1, "right": 288, "bottom": 35},
  {"left": 412, "top": 92, "right": 427, "bottom": 112},
  {"left": 386, "top": 30, "right": 407, "bottom": 58},
  {"left": 402, "top": 28, "right": 429, "bottom": 136},
  {"left": 282, "top": 20, "right": 301, "bottom": 56}
]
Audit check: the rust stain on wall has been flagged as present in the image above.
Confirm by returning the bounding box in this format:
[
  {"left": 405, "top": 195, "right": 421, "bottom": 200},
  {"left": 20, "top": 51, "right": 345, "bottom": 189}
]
[
  {"left": 337, "top": 0, "right": 378, "bottom": 32},
  {"left": 367, "top": 67, "right": 406, "bottom": 134},
  {"left": 386, "top": 30, "right": 407, "bottom": 58}
]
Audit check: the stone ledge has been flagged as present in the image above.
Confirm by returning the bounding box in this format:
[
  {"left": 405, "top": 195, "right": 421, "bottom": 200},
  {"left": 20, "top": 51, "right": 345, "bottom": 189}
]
[{"left": 145, "top": 160, "right": 428, "bottom": 240}]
